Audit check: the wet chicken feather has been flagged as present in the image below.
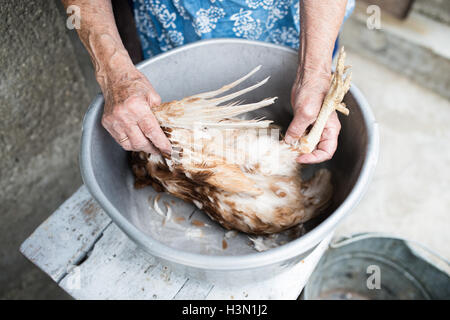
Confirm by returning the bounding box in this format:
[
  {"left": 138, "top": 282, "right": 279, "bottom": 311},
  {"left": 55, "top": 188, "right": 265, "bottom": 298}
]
[{"left": 131, "top": 47, "right": 351, "bottom": 235}]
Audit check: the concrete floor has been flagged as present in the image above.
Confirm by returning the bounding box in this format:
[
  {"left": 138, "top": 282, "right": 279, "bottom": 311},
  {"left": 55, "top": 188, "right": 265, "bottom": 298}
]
[
  {"left": 12, "top": 49, "right": 450, "bottom": 299},
  {"left": 335, "top": 50, "right": 450, "bottom": 264}
]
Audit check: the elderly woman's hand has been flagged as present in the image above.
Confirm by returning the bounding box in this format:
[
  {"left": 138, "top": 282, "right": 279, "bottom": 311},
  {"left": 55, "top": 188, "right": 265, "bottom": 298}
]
[
  {"left": 60, "top": 1, "right": 171, "bottom": 155},
  {"left": 285, "top": 67, "right": 341, "bottom": 164},
  {"left": 100, "top": 67, "right": 171, "bottom": 155},
  {"left": 284, "top": 0, "right": 348, "bottom": 164}
]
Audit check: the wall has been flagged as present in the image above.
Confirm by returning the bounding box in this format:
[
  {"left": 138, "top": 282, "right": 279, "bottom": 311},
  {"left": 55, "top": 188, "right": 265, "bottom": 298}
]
[{"left": 0, "top": 0, "right": 98, "bottom": 298}]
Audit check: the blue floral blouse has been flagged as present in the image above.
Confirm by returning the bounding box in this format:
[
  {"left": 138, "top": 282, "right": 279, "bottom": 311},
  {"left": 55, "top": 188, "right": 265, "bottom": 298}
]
[{"left": 132, "top": 0, "right": 355, "bottom": 59}]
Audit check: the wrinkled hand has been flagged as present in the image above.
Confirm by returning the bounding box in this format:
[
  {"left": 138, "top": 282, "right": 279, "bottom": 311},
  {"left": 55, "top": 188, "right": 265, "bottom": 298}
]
[
  {"left": 285, "top": 68, "right": 341, "bottom": 164},
  {"left": 101, "top": 68, "right": 171, "bottom": 155}
]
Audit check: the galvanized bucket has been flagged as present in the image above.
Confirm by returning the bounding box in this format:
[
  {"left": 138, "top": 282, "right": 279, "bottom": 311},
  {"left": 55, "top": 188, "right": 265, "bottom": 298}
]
[
  {"left": 303, "top": 233, "right": 450, "bottom": 299},
  {"left": 80, "top": 39, "right": 379, "bottom": 284}
]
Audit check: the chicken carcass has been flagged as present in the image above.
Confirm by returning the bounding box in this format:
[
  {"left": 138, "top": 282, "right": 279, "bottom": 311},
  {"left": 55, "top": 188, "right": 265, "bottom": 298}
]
[{"left": 131, "top": 47, "right": 351, "bottom": 235}]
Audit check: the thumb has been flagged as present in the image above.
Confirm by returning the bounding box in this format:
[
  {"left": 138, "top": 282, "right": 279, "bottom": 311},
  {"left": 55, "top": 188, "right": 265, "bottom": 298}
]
[{"left": 284, "top": 110, "right": 313, "bottom": 145}]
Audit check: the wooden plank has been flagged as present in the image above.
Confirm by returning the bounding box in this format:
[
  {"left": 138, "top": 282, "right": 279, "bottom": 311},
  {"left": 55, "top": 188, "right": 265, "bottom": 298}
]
[
  {"left": 172, "top": 279, "right": 214, "bottom": 300},
  {"left": 59, "top": 222, "right": 330, "bottom": 300},
  {"left": 59, "top": 223, "right": 189, "bottom": 300},
  {"left": 20, "top": 186, "right": 111, "bottom": 282},
  {"left": 205, "top": 232, "right": 333, "bottom": 300}
]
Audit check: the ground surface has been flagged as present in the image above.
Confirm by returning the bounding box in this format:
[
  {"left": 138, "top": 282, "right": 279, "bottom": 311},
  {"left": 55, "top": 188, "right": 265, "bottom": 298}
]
[
  {"left": 0, "top": 1, "right": 94, "bottom": 300},
  {"left": 335, "top": 51, "right": 450, "bottom": 263}
]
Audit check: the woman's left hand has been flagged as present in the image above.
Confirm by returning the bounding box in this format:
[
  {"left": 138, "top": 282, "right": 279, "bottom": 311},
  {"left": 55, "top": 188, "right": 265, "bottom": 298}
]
[{"left": 285, "top": 67, "right": 341, "bottom": 164}]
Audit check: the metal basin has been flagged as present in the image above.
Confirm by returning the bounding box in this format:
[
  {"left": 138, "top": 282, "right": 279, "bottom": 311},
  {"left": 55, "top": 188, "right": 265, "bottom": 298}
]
[{"left": 80, "top": 39, "right": 379, "bottom": 283}]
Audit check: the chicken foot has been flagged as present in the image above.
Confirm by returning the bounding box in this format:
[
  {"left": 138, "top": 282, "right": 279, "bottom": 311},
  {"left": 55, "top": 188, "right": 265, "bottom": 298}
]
[{"left": 298, "top": 47, "right": 352, "bottom": 154}]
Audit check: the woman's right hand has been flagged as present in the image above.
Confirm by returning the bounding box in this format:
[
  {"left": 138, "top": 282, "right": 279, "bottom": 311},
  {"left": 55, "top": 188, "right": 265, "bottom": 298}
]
[
  {"left": 60, "top": 1, "right": 171, "bottom": 154},
  {"left": 100, "top": 67, "right": 172, "bottom": 155}
]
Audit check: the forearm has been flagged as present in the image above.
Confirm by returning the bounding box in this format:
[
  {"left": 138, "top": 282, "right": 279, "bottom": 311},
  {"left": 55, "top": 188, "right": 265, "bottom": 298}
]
[
  {"left": 61, "top": 0, "right": 134, "bottom": 90},
  {"left": 62, "top": 0, "right": 170, "bottom": 154},
  {"left": 299, "top": 0, "right": 347, "bottom": 76}
]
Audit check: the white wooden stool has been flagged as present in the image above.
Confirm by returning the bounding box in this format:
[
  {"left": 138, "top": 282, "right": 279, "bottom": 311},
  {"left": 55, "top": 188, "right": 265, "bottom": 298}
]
[{"left": 20, "top": 186, "right": 331, "bottom": 300}]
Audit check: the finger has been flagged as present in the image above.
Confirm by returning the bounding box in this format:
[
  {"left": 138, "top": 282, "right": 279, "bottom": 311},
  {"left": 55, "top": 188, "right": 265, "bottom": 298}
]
[
  {"left": 147, "top": 90, "right": 162, "bottom": 106},
  {"left": 117, "top": 134, "right": 133, "bottom": 151},
  {"left": 297, "top": 149, "right": 332, "bottom": 164},
  {"left": 297, "top": 113, "right": 341, "bottom": 164},
  {"left": 137, "top": 115, "right": 171, "bottom": 154},
  {"left": 297, "top": 133, "right": 337, "bottom": 164},
  {"left": 103, "top": 121, "right": 133, "bottom": 151},
  {"left": 284, "top": 113, "right": 314, "bottom": 145},
  {"left": 285, "top": 95, "right": 324, "bottom": 145},
  {"left": 126, "top": 125, "right": 159, "bottom": 154}
]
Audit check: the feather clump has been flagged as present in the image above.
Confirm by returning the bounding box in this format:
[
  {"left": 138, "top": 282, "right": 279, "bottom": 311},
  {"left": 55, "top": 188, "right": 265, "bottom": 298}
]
[{"left": 131, "top": 48, "right": 351, "bottom": 235}]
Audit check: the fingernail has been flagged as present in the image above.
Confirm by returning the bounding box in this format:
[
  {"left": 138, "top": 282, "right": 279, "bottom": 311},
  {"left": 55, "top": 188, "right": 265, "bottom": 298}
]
[
  {"left": 162, "top": 144, "right": 172, "bottom": 155},
  {"left": 284, "top": 135, "right": 296, "bottom": 145}
]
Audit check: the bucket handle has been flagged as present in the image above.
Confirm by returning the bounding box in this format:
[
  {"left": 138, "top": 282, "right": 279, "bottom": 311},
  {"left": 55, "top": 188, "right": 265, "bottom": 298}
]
[{"left": 330, "top": 232, "right": 450, "bottom": 267}]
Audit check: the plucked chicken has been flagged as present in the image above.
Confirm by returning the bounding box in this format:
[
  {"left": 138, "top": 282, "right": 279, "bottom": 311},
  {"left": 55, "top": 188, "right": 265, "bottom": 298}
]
[{"left": 131, "top": 47, "right": 351, "bottom": 235}]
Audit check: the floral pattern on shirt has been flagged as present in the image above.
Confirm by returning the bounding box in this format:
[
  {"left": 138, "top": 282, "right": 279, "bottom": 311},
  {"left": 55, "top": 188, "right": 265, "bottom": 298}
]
[
  {"left": 194, "top": 6, "right": 226, "bottom": 35},
  {"left": 132, "top": 0, "right": 355, "bottom": 58},
  {"left": 230, "top": 9, "right": 262, "bottom": 40}
]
